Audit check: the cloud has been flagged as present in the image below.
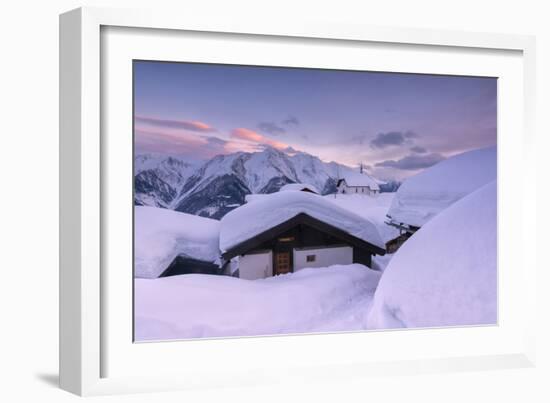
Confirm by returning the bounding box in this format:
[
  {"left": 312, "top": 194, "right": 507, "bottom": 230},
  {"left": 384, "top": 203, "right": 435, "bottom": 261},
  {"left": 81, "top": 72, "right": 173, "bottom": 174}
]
[
  {"left": 258, "top": 116, "right": 300, "bottom": 135},
  {"left": 135, "top": 116, "right": 216, "bottom": 132},
  {"left": 282, "top": 116, "right": 300, "bottom": 126},
  {"left": 375, "top": 153, "right": 445, "bottom": 171},
  {"left": 351, "top": 134, "right": 369, "bottom": 145},
  {"left": 258, "top": 121, "right": 286, "bottom": 135},
  {"left": 410, "top": 146, "right": 427, "bottom": 154},
  {"left": 230, "top": 128, "right": 288, "bottom": 150},
  {"left": 203, "top": 136, "right": 227, "bottom": 146},
  {"left": 370, "top": 130, "right": 418, "bottom": 149},
  {"left": 134, "top": 128, "right": 229, "bottom": 159},
  {"left": 231, "top": 128, "right": 264, "bottom": 142}
]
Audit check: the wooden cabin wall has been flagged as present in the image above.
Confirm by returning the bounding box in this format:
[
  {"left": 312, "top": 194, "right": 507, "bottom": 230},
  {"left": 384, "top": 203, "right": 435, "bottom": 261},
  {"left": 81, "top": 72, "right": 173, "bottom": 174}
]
[
  {"left": 247, "top": 223, "right": 374, "bottom": 269},
  {"left": 385, "top": 232, "right": 413, "bottom": 254},
  {"left": 352, "top": 247, "right": 372, "bottom": 267},
  {"left": 251, "top": 224, "right": 348, "bottom": 251}
]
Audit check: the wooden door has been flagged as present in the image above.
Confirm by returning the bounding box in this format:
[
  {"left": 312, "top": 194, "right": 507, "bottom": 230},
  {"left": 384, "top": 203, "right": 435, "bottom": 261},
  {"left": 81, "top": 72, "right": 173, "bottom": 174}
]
[{"left": 274, "top": 252, "right": 291, "bottom": 275}]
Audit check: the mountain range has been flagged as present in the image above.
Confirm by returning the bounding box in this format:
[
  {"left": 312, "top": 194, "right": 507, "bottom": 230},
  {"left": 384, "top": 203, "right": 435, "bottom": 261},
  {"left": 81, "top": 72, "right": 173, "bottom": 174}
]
[{"left": 134, "top": 147, "right": 382, "bottom": 219}]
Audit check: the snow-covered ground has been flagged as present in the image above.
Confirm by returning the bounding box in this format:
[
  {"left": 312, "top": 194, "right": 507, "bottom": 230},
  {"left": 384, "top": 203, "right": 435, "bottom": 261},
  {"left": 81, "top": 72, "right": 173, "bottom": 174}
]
[
  {"left": 135, "top": 206, "right": 220, "bottom": 278},
  {"left": 135, "top": 264, "right": 381, "bottom": 341},
  {"left": 324, "top": 193, "right": 400, "bottom": 243},
  {"left": 135, "top": 178, "right": 496, "bottom": 338},
  {"left": 368, "top": 180, "right": 497, "bottom": 329},
  {"left": 134, "top": 147, "right": 497, "bottom": 339}
]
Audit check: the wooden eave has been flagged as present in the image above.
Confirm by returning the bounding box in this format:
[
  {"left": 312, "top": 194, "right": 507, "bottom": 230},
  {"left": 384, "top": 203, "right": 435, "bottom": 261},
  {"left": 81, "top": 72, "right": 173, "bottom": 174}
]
[{"left": 222, "top": 212, "right": 386, "bottom": 260}]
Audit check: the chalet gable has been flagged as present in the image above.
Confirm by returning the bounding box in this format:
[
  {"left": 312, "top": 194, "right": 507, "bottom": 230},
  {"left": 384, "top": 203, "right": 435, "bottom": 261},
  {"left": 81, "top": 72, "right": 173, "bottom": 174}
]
[
  {"left": 222, "top": 212, "right": 385, "bottom": 260},
  {"left": 337, "top": 172, "right": 380, "bottom": 191}
]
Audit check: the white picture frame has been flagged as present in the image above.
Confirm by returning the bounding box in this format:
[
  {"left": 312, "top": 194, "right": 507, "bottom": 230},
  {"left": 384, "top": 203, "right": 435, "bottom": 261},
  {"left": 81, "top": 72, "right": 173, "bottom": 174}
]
[{"left": 59, "top": 6, "right": 537, "bottom": 396}]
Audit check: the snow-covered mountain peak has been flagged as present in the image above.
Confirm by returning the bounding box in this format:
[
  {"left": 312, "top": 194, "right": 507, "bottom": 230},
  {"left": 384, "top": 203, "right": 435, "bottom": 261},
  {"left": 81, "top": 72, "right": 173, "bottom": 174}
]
[{"left": 135, "top": 147, "right": 380, "bottom": 219}]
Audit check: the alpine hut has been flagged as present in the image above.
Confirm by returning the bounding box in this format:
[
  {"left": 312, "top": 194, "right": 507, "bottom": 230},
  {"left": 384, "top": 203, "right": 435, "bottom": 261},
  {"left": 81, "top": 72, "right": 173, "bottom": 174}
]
[{"left": 220, "top": 191, "right": 385, "bottom": 280}]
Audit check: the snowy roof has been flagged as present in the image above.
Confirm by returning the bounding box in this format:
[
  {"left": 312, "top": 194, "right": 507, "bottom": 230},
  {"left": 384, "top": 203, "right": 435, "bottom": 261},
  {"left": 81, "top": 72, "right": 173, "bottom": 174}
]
[
  {"left": 135, "top": 206, "right": 221, "bottom": 278},
  {"left": 339, "top": 172, "right": 380, "bottom": 190},
  {"left": 279, "top": 183, "right": 320, "bottom": 194},
  {"left": 387, "top": 146, "right": 497, "bottom": 228},
  {"left": 368, "top": 180, "right": 497, "bottom": 329},
  {"left": 323, "top": 193, "right": 400, "bottom": 244},
  {"left": 220, "top": 191, "right": 385, "bottom": 253},
  {"left": 244, "top": 194, "right": 269, "bottom": 204}
]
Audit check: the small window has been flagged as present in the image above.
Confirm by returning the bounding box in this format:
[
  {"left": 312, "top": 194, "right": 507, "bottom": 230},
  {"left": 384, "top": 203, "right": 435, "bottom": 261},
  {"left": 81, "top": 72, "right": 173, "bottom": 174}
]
[{"left": 306, "top": 255, "right": 316, "bottom": 262}]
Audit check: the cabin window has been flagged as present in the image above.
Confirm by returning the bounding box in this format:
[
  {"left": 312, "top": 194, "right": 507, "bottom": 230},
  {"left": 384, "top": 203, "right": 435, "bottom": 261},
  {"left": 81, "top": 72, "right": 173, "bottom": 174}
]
[{"left": 306, "top": 254, "right": 316, "bottom": 262}]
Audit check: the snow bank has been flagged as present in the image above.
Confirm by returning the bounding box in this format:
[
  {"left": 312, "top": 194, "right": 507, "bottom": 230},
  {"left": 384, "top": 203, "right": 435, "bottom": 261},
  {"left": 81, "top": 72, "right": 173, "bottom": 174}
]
[
  {"left": 244, "top": 193, "right": 269, "bottom": 204},
  {"left": 368, "top": 180, "right": 497, "bottom": 329},
  {"left": 371, "top": 253, "right": 394, "bottom": 272},
  {"left": 387, "top": 146, "right": 496, "bottom": 228},
  {"left": 220, "top": 191, "right": 385, "bottom": 252},
  {"left": 135, "top": 264, "right": 381, "bottom": 340},
  {"left": 135, "top": 206, "right": 220, "bottom": 278},
  {"left": 279, "top": 183, "right": 320, "bottom": 194},
  {"left": 324, "top": 193, "right": 400, "bottom": 243}
]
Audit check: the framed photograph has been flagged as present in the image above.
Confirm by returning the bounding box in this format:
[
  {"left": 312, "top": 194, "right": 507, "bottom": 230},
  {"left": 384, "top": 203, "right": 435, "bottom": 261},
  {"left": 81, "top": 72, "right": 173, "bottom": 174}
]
[{"left": 60, "top": 7, "right": 537, "bottom": 396}]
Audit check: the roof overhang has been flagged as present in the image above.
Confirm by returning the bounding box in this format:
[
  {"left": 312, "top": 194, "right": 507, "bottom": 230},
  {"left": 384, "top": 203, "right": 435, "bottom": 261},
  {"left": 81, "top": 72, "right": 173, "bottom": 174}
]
[{"left": 222, "top": 212, "right": 386, "bottom": 260}]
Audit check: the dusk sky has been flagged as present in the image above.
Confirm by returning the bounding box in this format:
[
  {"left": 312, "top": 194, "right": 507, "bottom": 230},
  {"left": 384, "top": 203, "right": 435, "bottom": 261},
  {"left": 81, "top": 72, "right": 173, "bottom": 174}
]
[{"left": 134, "top": 61, "right": 497, "bottom": 181}]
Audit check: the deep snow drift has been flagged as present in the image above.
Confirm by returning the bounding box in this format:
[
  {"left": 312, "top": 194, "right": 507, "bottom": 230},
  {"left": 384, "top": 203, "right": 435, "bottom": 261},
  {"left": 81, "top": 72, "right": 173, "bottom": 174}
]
[
  {"left": 387, "top": 146, "right": 496, "bottom": 228},
  {"left": 135, "top": 206, "right": 220, "bottom": 278},
  {"left": 368, "top": 180, "right": 497, "bottom": 329},
  {"left": 220, "top": 190, "right": 385, "bottom": 252},
  {"left": 135, "top": 264, "right": 382, "bottom": 341}
]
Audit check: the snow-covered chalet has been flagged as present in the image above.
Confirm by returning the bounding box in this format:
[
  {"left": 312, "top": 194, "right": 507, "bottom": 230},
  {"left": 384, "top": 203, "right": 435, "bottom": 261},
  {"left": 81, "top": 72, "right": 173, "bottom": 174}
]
[
  {"left": 220, "top": 191, "right": 386, "bottom": 280},
  {"left": 336, "top": 168, "right": 381, "bottom": 196}
]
